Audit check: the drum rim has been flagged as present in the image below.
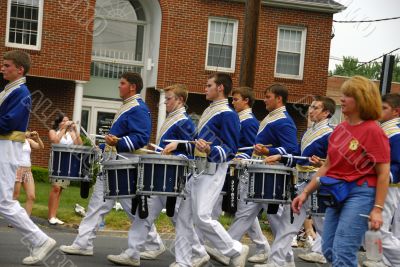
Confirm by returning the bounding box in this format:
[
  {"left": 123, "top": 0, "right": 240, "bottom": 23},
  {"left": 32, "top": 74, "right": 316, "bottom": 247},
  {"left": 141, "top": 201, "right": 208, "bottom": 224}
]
[
  {"left": 51, "top": 144, "right": 95, "bottom": 153},
  {"left": 102, "top": 159, "right": 140, "bottom": 167},
  {"left": 245, "top": 163, "right": 293, "bottom": 171}
]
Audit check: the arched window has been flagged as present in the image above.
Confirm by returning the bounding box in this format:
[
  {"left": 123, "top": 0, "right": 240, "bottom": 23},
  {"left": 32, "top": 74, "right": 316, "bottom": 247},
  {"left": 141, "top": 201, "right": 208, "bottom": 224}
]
[{"left": 91, "top": 0, "right": 146, "bottom": 79}]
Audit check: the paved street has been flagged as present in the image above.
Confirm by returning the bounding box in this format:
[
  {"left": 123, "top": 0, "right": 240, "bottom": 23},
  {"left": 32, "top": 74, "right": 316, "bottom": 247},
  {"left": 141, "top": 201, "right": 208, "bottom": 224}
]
[{"left": 0, "top": 216, "right": 339, "bottom": 267}]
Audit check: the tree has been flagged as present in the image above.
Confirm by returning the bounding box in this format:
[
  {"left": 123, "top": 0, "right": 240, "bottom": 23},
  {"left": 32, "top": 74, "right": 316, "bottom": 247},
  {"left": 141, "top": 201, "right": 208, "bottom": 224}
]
[{"left": 331, "top": 56, "right": 400, "bottom": 82}]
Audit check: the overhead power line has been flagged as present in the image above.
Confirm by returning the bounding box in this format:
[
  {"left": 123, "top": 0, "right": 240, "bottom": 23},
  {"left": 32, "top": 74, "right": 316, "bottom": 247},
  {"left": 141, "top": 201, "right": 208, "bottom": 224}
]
[
  {"left": 356, "top": 47, "right": 400, "bottom": 69},
  {"left": 333, "top": 16, "right": 400, "bottom": 23}
]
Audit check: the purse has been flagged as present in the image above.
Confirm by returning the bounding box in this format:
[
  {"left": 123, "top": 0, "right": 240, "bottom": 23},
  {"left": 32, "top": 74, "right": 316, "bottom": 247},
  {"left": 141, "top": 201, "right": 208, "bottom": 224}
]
[{"left": 317, "top": 176, "right": 357, "bottom": 207}]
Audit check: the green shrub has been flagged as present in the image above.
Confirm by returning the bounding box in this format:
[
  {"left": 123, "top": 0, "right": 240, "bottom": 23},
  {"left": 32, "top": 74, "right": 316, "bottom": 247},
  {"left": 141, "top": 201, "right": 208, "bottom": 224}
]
[{"left": 31, "top": 166, "right": 49, "bottom": 183}]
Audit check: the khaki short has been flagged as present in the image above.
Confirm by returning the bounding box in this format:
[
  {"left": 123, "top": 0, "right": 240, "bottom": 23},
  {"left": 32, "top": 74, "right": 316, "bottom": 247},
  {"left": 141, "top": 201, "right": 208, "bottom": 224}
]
[{"left": 51, "top": 178, "right": 70, "bottom": 189}]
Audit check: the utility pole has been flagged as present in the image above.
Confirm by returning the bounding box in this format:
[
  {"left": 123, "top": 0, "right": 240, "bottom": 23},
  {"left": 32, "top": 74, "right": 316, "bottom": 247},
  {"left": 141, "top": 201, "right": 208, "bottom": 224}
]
[
  {"left": 380, "top": 54, "right": 395, "bottom": 95},
  {"left": 239, "top": 0, "right": 261, "bottom": 88}
]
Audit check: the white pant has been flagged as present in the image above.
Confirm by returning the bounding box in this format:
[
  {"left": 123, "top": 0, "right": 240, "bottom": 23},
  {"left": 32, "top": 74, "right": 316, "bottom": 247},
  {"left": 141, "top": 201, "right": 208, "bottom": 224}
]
[
  {"left": 227, "top": 180, "right": 270, "bottom": 254},
  {"left": 287, "top": 181, "right": 324, "bottom": 254},
  {"left": 228, "top": 196, "right": 295, "bottom": 265},
  {"left": 175, "top": 163, "right": 242, "bottom": 267},
  {"left": 392, "top": 202, "right": 400, "bottom": 239},
  {"left": 72, "top": 176, "right": 162, "bottom": 251},
  {"left": 0, "top": 141, "right": 49, "bottom": 247},
  {"left": 125, "top": 195, "right": 205, "bottom": 260},
  {"left": 380, "top": 187, "right": 400, "bottom": 266}
]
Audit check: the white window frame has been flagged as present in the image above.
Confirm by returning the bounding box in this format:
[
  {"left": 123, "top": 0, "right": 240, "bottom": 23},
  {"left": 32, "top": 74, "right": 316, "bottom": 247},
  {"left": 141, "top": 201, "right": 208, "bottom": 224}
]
[
  {"left": 274, "top": 26, "right": 307, "bottom": 80},
  {"left": 5, "top": 0, "right": 44, "bottom": 50},
  {"left": 205, "top": 17, "right": 238, "bottom": 73}
]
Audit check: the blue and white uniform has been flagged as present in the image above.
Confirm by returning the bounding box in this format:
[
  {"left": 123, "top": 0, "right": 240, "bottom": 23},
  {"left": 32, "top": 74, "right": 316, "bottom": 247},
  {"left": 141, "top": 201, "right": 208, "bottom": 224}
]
[
  {"left": 174, "top": 99, "right": 245, "bottom": 266},
  {"left": 71, "top": 94, "right": 162, "bottom": 252},
  {"left": 122, "top": 107, "right": 200, "bottom": 261},
  {"left": 0, "top": 77, "right": 50, "bottom": 247},
  {"left": 226, "top": 108, "right": 271, "bottom": 256},
  {"left": 282, "top": 119, "right": 333, "bottom": 261},
  {"left": 378, "top": 118, "right": 400, "bottom": 266},
  {"left": 228, "top": 106, "right": 299, "bottom": 266}
]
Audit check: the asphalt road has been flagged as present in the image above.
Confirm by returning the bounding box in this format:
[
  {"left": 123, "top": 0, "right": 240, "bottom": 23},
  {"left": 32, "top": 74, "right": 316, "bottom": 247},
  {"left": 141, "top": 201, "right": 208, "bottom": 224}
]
[{"left": 0, "top": 216, "right": 341, "bottom": 267}]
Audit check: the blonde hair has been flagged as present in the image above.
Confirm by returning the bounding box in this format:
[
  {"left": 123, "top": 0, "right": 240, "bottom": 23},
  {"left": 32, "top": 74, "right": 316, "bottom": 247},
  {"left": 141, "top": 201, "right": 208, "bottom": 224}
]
[
  {"left": 164, "top": 84, "right": 188, "bottom": 103},
  {"left": 341, "top": 75, "right": 382, "bottom": 121}
]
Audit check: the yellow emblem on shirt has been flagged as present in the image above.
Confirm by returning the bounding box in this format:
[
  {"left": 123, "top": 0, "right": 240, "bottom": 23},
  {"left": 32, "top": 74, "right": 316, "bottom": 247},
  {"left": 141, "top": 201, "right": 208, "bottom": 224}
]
[{"left": 349, "top": 138, "right": 359, "bottom": 151}]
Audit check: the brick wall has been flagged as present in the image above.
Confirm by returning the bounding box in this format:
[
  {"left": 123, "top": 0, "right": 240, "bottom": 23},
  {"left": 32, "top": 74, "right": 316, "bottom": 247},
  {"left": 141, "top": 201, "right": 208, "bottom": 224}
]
[
  {"left": 157, "top": 0, "right": 332, "bottom": 104},
  {"left": 327, "top": 75, "right": 400, "bottom": 104},
  {"left": 0, "top": 76, "right": 75, "bottom": 167},
  {"left": 0, "top": 0, "right": 95, "bottom": 81}
]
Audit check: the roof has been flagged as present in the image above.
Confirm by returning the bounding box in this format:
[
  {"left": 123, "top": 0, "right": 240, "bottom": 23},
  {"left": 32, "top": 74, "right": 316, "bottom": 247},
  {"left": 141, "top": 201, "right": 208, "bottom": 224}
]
[{"left": 263, "top": 0, "right": 346, "bottom": 14}]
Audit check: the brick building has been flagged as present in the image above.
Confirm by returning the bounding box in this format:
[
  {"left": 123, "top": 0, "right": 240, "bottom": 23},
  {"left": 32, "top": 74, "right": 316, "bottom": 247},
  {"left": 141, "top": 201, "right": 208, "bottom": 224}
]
[{"left": 0, "top": 0, "right": 344, "bottom": 167}]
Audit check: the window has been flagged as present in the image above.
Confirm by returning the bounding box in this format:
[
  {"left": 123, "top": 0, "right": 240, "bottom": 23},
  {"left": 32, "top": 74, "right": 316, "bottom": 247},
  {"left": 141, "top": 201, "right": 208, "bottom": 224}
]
[
  {"left": 6, "top": 0, "right": 44, "bottom": 50},
  {"left": 206, "top": 17, "right": 238, "bottom": 73},
  {"left": 91, "top": 0, "right": 146, "bottom": 79},
  {"left": 275, "top": 26, "right": 307, "bottom": 79}
]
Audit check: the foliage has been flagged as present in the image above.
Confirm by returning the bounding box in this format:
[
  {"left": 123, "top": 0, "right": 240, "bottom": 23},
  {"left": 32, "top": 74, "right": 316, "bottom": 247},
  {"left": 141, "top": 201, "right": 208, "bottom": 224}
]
[{"left": 331, "top": 56, "right": 400, "bottom": 82}]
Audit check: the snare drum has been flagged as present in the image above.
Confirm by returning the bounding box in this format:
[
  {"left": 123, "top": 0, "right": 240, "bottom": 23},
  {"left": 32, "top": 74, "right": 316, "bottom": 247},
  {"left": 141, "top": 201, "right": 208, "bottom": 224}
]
[
  {"left": 244, "top": 163, "right": 293, "bottom": 204},
  {"left": 103, "top": 157, "right": 140, "bottom": 199},
  {"left": 49, "top": 144, "right": 96, "bottom": 181},
  {"left": 136, "top": 154, "right": 189, "bottom": 197},
  {"left": 309, "top": 191, "right": 327, "bottom": 216}
]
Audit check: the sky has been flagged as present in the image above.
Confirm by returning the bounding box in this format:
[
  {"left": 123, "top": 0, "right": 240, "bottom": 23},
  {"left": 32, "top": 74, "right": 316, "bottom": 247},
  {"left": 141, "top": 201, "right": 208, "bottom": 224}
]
[{"left": 329, "top": 0, "right": 400, "bottom": 70}]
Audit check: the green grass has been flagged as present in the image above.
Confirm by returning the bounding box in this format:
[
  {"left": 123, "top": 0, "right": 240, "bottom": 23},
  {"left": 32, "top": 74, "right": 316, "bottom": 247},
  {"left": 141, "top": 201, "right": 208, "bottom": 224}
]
[{"left": 17, "top": 182, "right": 271, "bottom": 238}]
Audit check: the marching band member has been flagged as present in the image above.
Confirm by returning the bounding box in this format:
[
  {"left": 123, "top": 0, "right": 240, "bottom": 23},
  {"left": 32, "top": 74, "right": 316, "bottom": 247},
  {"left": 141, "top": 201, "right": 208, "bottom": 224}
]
[
  {"left": 107, "top": 84, "right": 209, "bottom": 267},
  {"left": 263, "top": 96, "right": 336, "bottom": 265},
  {"left": 206, "top": 86, "right": 270, "bottom": 265},
  {"left": 362, "top": 93, "right": 400, "bottom": 267},
  {"left": 292, "top": 76, "right": 390, "bottom": 267},
  {"left": 60, "top": 72, "right": 163, "bottom": 261},
  {"left": 1, "top": 50, "right": 56, "bottom": 265},
  {"left": 229, "top": 84, "right": 299, "bottom": 267},
  {"left": 165, "top": 73, "right": 249, "bottom": 267}
]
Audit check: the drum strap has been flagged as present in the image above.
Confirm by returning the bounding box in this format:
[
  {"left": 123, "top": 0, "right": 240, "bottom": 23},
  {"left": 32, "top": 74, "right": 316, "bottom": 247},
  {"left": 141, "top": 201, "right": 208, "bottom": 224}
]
[{"left": 0, "top": 131, "right": 25, "bottom": 143}]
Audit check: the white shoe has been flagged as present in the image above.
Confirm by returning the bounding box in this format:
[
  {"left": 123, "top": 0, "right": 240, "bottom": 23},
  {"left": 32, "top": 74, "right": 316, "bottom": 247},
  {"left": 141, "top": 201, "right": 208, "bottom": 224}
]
[
  {"left": 22, "top": 238, "right": 57, "bottom": 265},
  {"left": 140, "top": 244, "right": 166, "bottom": 260},
  {"left": 107, "top": 253, "right": 140, "bottom": 266},
  {"left": 169, "top": 262, "right": 179, "bottom": 267},
  {"left": 254, "top": 261, "right": 295, "bottom": 267},
  {"left": 291, "top": 236, "right": 298, "bottom": 248},
  {"left": 74, "top": 204, "right": 86, "bottom": 217},
  {"left": 231, "top": 244, "right": 249, "bottom": 267},
  {"left": 205, "top": 245, "right": 230, "bottom": 265},
  {"left": 363, "top": 260, "right": 389, "bottom": 267},
  {"left": 298, "top": 251, "right": 327, "bottom": 264},
  {"left": 248, "top": 252, "right": 268, "bottom": 263},
  {"left": 59, "top": 244, "right": 93, "bottom": 256},
  {"left": 48, "top": 217, "right": 64, "bottom": 225},
  {"left": 192, "top": 254, "right": 210, "bottom": 267},
  {"left": 304, "top": 236, "right": 315, "bottom": 248}
]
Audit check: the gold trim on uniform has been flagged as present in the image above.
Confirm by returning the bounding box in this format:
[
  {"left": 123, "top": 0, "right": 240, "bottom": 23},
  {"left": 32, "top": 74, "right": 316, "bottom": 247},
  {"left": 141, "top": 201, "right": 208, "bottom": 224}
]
[
  {"left": 0, "top": 131, "right": 26, "bottom": 143},
  {"left": 0, "top": 77, "right": 27, "bottom": 106},
  {"left": 112, "top": 94, "right": 141, "bottom": 126},
  {"left": 257, "top": 106, "right": 287, "bottom": 134},
  {"left": 156, "top": 107, "right": 187, "bottom": 145},
  {"left": 238, "top": 108, "right": 253, "bottom": 122},
  {"left": 197, "top": 99, "right": 231, "bottom": 133},
  {"left": 301, "top": 119, "right": 332, "bottom": 154},
  {"left": 381, "top": 118, "right": 400, "bottom": 138}
]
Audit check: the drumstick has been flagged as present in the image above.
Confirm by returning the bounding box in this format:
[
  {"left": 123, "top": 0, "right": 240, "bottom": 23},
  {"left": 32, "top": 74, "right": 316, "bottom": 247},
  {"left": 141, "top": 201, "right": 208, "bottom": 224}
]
[
  {"left": 238, "top": 144, "right": 272, "bottom": 151},
  {"left": 139, "top": 148, "right": 161, "bottom": 154},
  {"left": 149, "top": 143, "right": 164, "bottom": 151},
  {"left": 164, "top": 139, "right": 212, "bottom": 145},
  {"left": 116, "top": 154, "right": 129, "bottom": 160},
  {"left": 281, "top": 155, "right": 309, "bottom": 160},
  {"left": 240, "top": 159, "right": 264, "bottom": 163},
  {"left": 91, "top": 134, "right": 121, "bottom": 140},
  {"left": 79, "top": 125, "right": 96, "bottom": 147}
]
